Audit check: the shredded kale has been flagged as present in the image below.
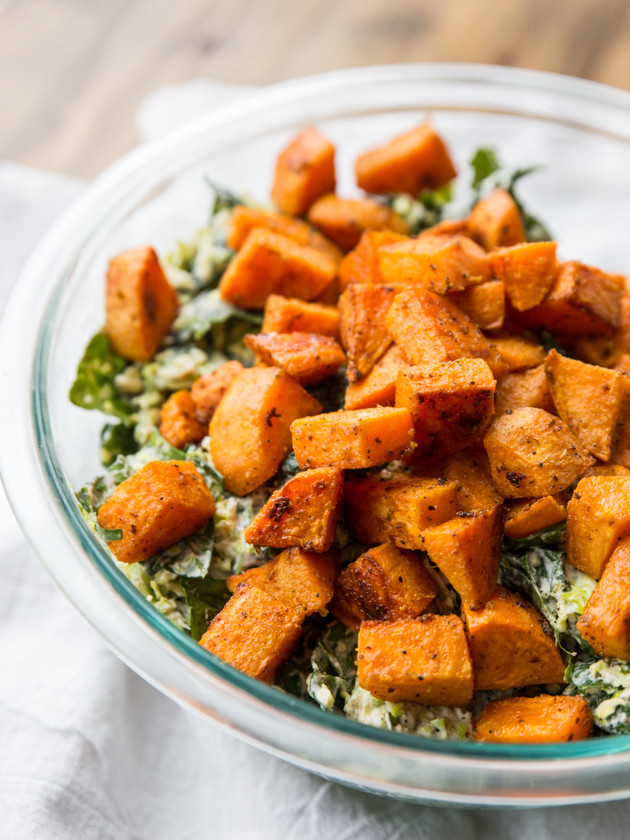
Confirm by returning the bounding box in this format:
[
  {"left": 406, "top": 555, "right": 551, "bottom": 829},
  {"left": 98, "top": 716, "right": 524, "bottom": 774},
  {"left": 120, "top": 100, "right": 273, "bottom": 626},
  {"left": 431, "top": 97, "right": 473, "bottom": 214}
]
[
  {"left": 470, "top": 147, "right": 500, "bottom": 189},
  {"left": 568, "top": 657, "right": 630, "bottom": 735},
  {"left": 69, "top": 332, "right": 134, "bottom": 422},
  {"left": 100, "top": 422, "right": 138, "bottom": 466},
  {"left": 305, "top": 622, "right": 358, "bottom": 712},
  {"left": 171, "top": 288, "right": 262, "bottom": 349},
  {"left": 181, "top": 577, "right": 231, "bottom": 641}
]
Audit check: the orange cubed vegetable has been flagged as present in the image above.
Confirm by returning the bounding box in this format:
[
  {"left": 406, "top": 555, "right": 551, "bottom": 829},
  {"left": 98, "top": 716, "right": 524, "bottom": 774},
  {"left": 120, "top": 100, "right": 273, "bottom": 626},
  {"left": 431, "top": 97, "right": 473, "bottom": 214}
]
[
  {"left": 475, "top": 695, "right": 592, "bottom": 744},
  {"left": 210, "top": 367, "right": 321, "bottom": 496},
  {"left": 244, "top": 332, "right": 345, "bottom": 386},
  {"left": 355, "top": 122, "right": 457, "bottom": 196},
  {"left": 462, "top": 586, "right": 566, "bottom": 690},
  {"left": 572, "top": 290, "right": 630, "bottom": 368},
  {"left": 486, "top": 333, "right": 546, "bottom": 372},
  {"left": 190, "top": 361, "right": 244, "bottom": 424},
  {"left": 357, "top": 615, "right": 473, "bottom": 706},
  {"left": 577, "top": 538, "right": 630, "bottom": 660},
  {"left": 331, "top": 543, "right": 438, "bottom": 630},
  {"left": 438, "top": 449, "right": 504, "bottom": 512},
  {"left": 449, "top": 280, "right": 505, "bottom": 330},
  {"left": 244, "top": 466, "right": 343, "bottom": 552},
  {"left": 344, "top": 344, "right": 407, "bottom": 410},
  {"left": 261, "top": 295, "right": 340, "bottom": 338},
  {"left": 583, "top": 464, "right": 630, "bottom": 479},
  {"left": 307, "top": 194, "right": 407, "bottom": 252},
  {"left": 467, "top": 188, "right": 525, "bottom": 250},
  {"left": 339, "top": 283, "right": 403, "bottom": 381},
  {"left": 494, "top": 364, "right": 555, "bottom": 416},
  {"left": 338, "top": 230, "right": 407, "bottom": 289},
  {"left": 270, "top": 126, "right": 336, "bottom": 217},
  {"left": 97, "top": 460, "right": 216, "bottom": 564},
  {"left": 105, "top": 246, "right": 179, "bottom": 362},
  {"left": 159, "top": 390, "right": 207, "bottom": 449},
  {"left": 503, "top": 494, "right": 566, "bottom": 539},
  {"left": 490, "top": 241, "right": 557, "bottom": 311}
]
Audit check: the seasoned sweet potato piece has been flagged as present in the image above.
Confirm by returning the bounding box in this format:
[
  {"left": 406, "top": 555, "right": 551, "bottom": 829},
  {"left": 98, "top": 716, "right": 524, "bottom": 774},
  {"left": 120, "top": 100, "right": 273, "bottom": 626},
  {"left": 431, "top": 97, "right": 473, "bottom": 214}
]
[
  {"left": 490, "top": 241, "right": 557, "bottom": 311},
  {"left": 98, "top": 460, "right": 216, "bottom": 564},
  {"left": 486, "top": 333, "right": 546, "bottom": 372},
  {"left": 291, "top": 406, "right": 414, "bottom": 470},
  {"left": 357, "top": 615, "right": 473, "bottom": 706},
  {"left": 566, "top": 475, "right": 630, "bottom": 579},
  {"left": 421, "top": 504, "right": 502, "bottom": 610},
  {"left": 338, "top": 230, "right": 407, "bottom": 289},
  {"left": 355, "top": 122, "right": 457, "bottom": 196},
  {"left": 467, "top": 188, "right": 525, "bottom": 250},
  {"left": 577, "top": 539, "right": 630, "bottom": 660},
  {"left": 227, "top": 547, "right": 339, "bottom": 617},
  {"left": 386, "top": 288, "right": 508, "bottom": 379},
  {"left": 210, "top": 367, "right": 321, "bottom": 496},
  {"left": 449, "top": 280, "right": 505, "bottom": 330},
  {"left": 307, "top": 194, "right": 407, "bottom": 252},
  {"left": 572, "top": 291, "right": 630, "bottom": 368},
  {"left": 462, "top": 586, "right": 566, "bottom": 690},
  {"left": 583, "top": 464, "right": 630, "bottom": 479},
  {"left": 503, "top": 494, "right": 566, "bottom": 539},
  {"left": 271, "top": 126, "right": 336, "bottom": 217},
  {"left": 159, "top": 390, "right": 207, "bottom": 449},
  {"left": 344, "top": 344, "right": 406, "bottom": 410},
  {"left": 261, "top": 295, "right": 340, "bottom": 338},
  {"left": 244, "top": 332, "right": 345, "bottom": 386},
  {"left": 244, "top": 466, "right": 343, "bottom": 552},
  {"left": 494, "top": 364, "right": 555, "bottom": 416},
  {"left": 339, "top": 283, "right": 403, "bottom": 380},
  {"left": 331, "top": 543, "right": 438, "bottom": 630},
  {"left": 396, "top": 359, "right": 496, "bottom": 461},
  {"left": 484, "top": 407, "right": 594, "bottom": 498},
  {"left": 545, "top": 349, "right": 630, "bottom": 461},
  {"left": 475, "top": 695, "right": 592, "bottom": 744},
  {"left": 199, "top": 583, "right": 303, "bottom": 682},
  {"left": 190, "top": 361, "right": 244, "bottom": 424},
  {"left": 105, "top": 246, "right": 179, "bottom": 362},
  {"left": 219, "top": 228, "right": 336, "bottom": 309},
  {"left": 419, "top": 217, "right": 470, "bottom": 238},
  {"left": 344, "top": 475, "right": 458, "bottom": 549},
  {"left": 438, "top": 449, "right": 504, "bottom": 512}
]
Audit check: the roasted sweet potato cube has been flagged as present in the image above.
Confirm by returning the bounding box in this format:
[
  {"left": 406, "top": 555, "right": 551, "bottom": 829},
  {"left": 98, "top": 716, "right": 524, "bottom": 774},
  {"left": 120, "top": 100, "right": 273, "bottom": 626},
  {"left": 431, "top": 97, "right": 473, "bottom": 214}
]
[
  {"left": 338, "top": 230, "right": 407, "bottom": 289},
  {"left": 97, "top": 460, "right": 216, "bottom": 564},
  {"left": 583, "top": 464, "right": 630, "bottom": 479},
  {"left": 486, "top": 332, "right": 546, "bottom": 372},
  {"left": 386, "top": 288, "right": 508, "bottom": 379},
  {"left": 343, "top": 475, "right": 458, "bottom": 549},
  {"left": 577, "top": 539, "right": 630, "bottom": 660},
  {"left": 344, "top": 344, "right": 406, "bottom": 410},
  {"left": 545, "top": 349, "right": 630, "bottom": 461},
  {"left": 395, "top": 358, "right": 496, "bottom": 460},
  {"left": 270, "top": 126, "right": 336, "bottom": 217},
  {"left": 475, "top": 695, "right": 592, "bottom": 744},
  {"left": 494, "top": 364, "right": 555, "bottom": 416},
  {"left": 105, "top": 246, "right": 179, "bottom": 361},
  {"left": 199, "top": 583, "right": 303, "bottom": 682},
  {"left": 467, "top": 188, "right": 526, "bottom": 250},
  {"left": 190, "top": 361, "right": 244, "bottom": 424},
  {"left": 218, "top": 228, "right": 336, "bottom": 309},
  {"left": 307, "top": 194, "right": 407, "bottom": 252},
  {"left": 462, "top": 586, "right": 566, "bottom": 690},
  {"left": 355, "top": 122, "right": 457, "bottom": 195},
  {"left": 210, "top": 367, "right": 321, "bottom": 496},
  {"left": 503, "top": 494, "right": 566, "bottom": 539},
  {"left": 357, "top": 615, "right": 473, "bottom": 706},
  {"left": 227, "top": 547, "right": 339, "bottom": 617},
  {"left": 339, "top": 283, "right": 403, "bottom": 381},
  {"left": 484, "top": 408, "right": 594, "bottom": 498},
  {"left": 244, "top": 332, "right": 345, "bottom": 386},
  {"left": 438, "top": 449, "right": 504, "bottom": 512},
  {"left": 566, "top": 475, "right": 630, "bottom": 578},
  {"left": 291, "top": 406, "right": 414, "bottom": 470},
  {"left": 421, "top": 504, "right": 502, "bottom": 610},
  {"left": 490, "top": 241, "right": 557, "bottom": 311},
  {"left": 261, "top": 295, "right": 340, "bottom": 338},
  {"left": 331, "top": 543, "right": 438, "bottom": 630},
  {"left": 572, "top": 291, "right": 630, "bottom": 368},
  {"left": 159, "top": 390, "right": 207, "bottom": 449},
  {"left": 449, "top": 280, "right": 505, "bottom": 330},
  {"left": 244, "top": 466, "right": 343, "bottom": 552}
]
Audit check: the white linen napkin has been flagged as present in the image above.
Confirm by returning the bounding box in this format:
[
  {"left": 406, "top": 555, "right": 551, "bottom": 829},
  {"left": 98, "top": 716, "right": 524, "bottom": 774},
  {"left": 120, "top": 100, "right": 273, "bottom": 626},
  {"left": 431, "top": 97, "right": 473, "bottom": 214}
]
[{"left": 2, "top": 79, "right": 630, "bottom": 840}]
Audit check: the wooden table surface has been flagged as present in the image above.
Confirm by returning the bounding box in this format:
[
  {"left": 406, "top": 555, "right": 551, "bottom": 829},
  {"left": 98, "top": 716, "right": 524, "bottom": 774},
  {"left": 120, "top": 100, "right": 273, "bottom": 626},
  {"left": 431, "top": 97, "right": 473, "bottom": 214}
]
[{"left": 1, "top": 0, "right": 629, "bottom": 179}]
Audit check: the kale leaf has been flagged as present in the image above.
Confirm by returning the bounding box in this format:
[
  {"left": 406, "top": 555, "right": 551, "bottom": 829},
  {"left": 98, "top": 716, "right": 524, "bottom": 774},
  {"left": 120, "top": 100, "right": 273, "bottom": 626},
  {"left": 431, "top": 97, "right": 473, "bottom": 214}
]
[{"left": 69, "top": 332, "right": 134, "bottom": 422}]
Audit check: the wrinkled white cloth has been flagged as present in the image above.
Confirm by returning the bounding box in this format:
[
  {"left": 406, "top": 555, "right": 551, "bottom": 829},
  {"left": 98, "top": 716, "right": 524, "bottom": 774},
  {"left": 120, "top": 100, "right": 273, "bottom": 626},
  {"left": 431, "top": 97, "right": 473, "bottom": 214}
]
[{"left": 3, "top": 79, "right": 630, "bottom": 840}]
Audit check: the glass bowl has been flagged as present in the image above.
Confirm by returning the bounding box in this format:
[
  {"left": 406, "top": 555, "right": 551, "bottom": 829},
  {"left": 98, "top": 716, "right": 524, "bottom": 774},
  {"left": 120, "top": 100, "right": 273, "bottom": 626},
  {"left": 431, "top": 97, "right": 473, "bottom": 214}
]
[{"left": 2, "top": 64, "right": 630, "bottom": 807}]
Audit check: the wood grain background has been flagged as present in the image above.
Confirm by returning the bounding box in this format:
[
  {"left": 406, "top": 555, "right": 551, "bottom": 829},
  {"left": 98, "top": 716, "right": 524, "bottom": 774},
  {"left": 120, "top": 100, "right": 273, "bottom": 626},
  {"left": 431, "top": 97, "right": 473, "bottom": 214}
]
[{"left": 1, "top": 0, "right": 629, "bottom": 178}]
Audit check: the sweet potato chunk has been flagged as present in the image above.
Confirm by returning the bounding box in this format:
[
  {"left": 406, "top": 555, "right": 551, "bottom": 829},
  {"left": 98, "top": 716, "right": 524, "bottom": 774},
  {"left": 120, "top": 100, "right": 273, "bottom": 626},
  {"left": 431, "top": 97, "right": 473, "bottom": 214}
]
[
  {"left": 357, "top": 615, "right": 473, "bottom": 706},
  {"left": 210, "top": 367, "right": 321, "bottom": 496},
  {"left": 219, "top": 228, "right": 336, "bottom": 309},
  {"left": 244, "top": 466, "right": 343, "bottom": 552},
  {"left": 421, "top": 504, "right": 502, "bottom": 610},
  {"left": 566, "top": 475, "right": 630, "bottom": 579},
  {"left": 572, "top": 291, "right": 630, "bottom": 368},
  {"left": 245, "top": 332, "right": 345, "bottom": 386},
  {"left": 503, "top": 495, "right": 566, "bottom": 539},
  {"left": 105, "top": 246, "right": 179, "bottom": 362},
  {"left": 291, "top": 406, "right": 414, "bottom": 470},
  {"left": 486, "top": 333, "right": 546, "bottom": 372},
  {"left": 199, "top": 583, "right": 303, "bottom": 682},
  {"left": 396, "top": 359, "right": 496, "bottom": 460},
  {"left": 355, "top": 122, "right": 457, "bottom": 195},
  {"left": 545, "top": 349, "right": 630, "bottom": 461},
  {"left": 261, "top": 295, "right": 340, "bottom": 338},
  {"left": 462, "top": 586, "right": 566, "bottom": 690},
  {"left": 494, "top": 364, "right": 555, "bottom": 416},
  {"left": 339, "top": 283, "right": 402, "bottom": 380},
  {"left": 467, "top": 188, "right": 525, "bottom": 250},
  {"left": 490, "top": 241, "right": 557, "bottom": 311},
  {"left": 438, "top": 449, "right": 504, "bottom": 512},
  {"left": 331, "top": 543, "right": 438, "bottom": 630},
  {"left": 190, "top": 361, "right": 244, "bottom": 424},
  {"left": 449, "top": 280, "right": 505, "bottom": 330},
  {"left": 475, "top": 695, "right": 592, "bottom": 744},
  {"left": 307, "top": 194, "right": 407, "bottom": 251},
  {"left": 227, "top": 547, "right": 339, "bottom": 617},
  {"left": 338, "top": 230, "right": 407, "bottom": 289},
  {"left": 386, "top": 288, "right": 508, "bottom": 379},
  {"left": 98, "top": 460, "right": 216, "bottom": 564},
  {"left": 344, "top": 344, "right": 406, "bottom": 411},
  {"left": 484, "top": 408, "right": 594, "bottom": 498},
  {"left": 343, "top": 475, "right": 458, "bottom": 549},
  {"left": 271, "top": 126, "right": 336, "bottom": 217},
  {"left": 159, "top": 390, "right": 207, "bottom": 449},
  {"left": 577, "top": 539, "right": 630, "bottom": 660}
]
